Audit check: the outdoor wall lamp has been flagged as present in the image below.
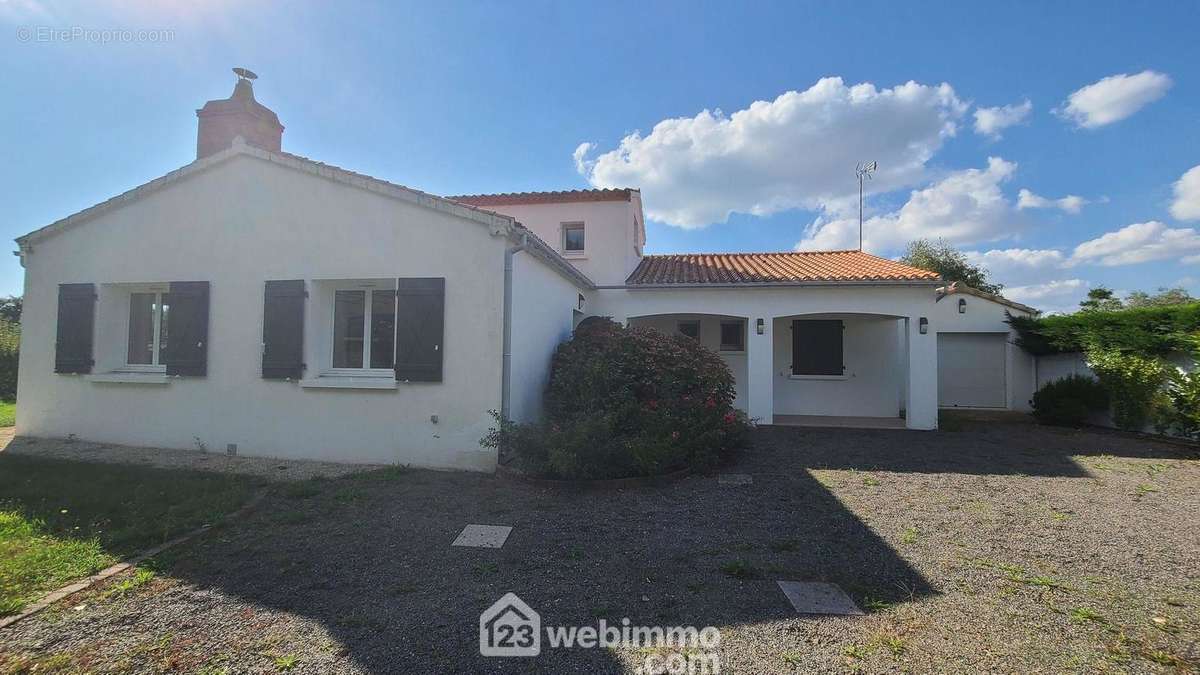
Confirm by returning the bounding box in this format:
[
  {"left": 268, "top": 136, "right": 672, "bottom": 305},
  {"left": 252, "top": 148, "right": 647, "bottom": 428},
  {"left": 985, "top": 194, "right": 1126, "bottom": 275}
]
[
  {"left": 756, "top": 318, "right": 764, "bottom": 335},
  {"left": 958, "top": 298, "right": 967, "bottom": 314},
  {"left": 919, "top": 317, "right": 928, "bottom": 334}
]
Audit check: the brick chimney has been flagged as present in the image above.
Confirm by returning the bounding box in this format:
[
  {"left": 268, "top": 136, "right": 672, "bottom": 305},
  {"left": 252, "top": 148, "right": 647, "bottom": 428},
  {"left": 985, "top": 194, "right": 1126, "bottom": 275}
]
[{"left": 196, "top": 68, "right": 284, "bottom": 160}]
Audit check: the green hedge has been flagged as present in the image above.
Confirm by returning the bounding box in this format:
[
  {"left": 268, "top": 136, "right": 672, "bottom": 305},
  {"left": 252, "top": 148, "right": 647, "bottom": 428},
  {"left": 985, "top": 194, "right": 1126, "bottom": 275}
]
[
  {"left": 0, "top": 321, "right": 17, "bottom": 401},
  {"left": 1007, "top": 303, "right": 1200, "bottom": 356}
]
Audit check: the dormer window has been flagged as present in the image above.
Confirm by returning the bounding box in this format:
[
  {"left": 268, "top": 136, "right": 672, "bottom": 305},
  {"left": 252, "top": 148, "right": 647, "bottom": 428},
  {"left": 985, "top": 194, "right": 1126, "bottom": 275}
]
[{"left": 562, "top": 222, "right": 585, "bottom": 256}]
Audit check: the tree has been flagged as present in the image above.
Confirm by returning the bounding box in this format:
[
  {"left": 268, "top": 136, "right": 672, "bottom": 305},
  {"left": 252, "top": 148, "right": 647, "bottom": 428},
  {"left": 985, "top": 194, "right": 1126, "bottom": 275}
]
[
  {"left": 1125, "top": 287, "right": 1194, "bottom": 308},
  {"left": 899, "top": 239, "right": 1003, "bottom": 294},
  {"left": 0, "top": 296, "right": 20, "bottom": 324},
  {"left": 1078, "top": 287, "right": 1123, "bottom": 312}
]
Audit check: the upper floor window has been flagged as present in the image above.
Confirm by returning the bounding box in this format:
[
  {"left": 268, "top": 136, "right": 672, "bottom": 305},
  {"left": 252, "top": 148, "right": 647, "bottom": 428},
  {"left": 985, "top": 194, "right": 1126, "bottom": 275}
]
[
  {"left": 126, "top": 291, "right": 169, "bottom": 370},
  {"left": 562, "top": 222, "right": 585, "bottom": 254}
]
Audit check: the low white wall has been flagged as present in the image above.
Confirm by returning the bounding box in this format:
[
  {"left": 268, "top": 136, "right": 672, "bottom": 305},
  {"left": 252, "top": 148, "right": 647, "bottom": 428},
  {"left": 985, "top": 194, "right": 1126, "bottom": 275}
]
[
  {"left": 1035, "top": 350, "right": 1195, "bottom": 432},
  {"left": 772, "top": 314, "right": 903, "bottom": 418},
  {"left": 17, "top": 153, "right": 510, "bottom": 471},
  {"left": 507, "top": 252, "right": 584, "bottom": 423}
]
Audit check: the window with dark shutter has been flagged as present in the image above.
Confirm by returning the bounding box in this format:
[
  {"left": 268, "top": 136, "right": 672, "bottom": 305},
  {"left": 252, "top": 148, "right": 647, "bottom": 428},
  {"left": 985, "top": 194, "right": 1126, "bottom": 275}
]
[
  {"left": 394, "top": 278, "right": 444, "bottom": 382},
  {"left": 55, "top": 283, "right": 96, "bottom": 374},
  {"left": 163, "top": 281, "right": 209, "bottom": 376},
  {"left": 791, "top": 319, "right": 844, "bottom": 376},
  {"left": 262, "top": 280, "right": 305, "bottom": 379}
]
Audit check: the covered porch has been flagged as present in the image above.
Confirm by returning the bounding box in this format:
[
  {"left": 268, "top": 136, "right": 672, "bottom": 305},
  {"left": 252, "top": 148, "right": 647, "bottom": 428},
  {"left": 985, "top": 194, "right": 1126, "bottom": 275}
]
[{"left": 622, "top": 304, "right": 937, "bottom": 431}]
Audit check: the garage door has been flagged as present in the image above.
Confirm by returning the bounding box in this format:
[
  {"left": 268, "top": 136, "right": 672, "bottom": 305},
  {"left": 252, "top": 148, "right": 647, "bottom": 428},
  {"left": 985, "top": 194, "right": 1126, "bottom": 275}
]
[{"left": 938, "top": 333, "right": 1007, "bottom": 408}]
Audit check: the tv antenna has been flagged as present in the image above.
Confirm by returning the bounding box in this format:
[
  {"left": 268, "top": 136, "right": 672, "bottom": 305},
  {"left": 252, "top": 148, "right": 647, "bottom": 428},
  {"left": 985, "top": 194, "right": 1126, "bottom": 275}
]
[
  {"left": 232, "top": 67, "right": 258, "bottom": 81},
  {"left": 855, "top": 161, "right": 877, "bottom": 251}
]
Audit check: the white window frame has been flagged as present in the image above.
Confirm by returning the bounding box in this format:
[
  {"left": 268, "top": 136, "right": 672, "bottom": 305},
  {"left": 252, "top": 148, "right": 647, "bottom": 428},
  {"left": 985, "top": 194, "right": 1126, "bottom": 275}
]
[
  {"left": 323, "top": 281, "right": 397, "bottom": 378},
  {"left": 122, "top": 285, "right": 169, "bottom": 373},
  {"left": 562, "top": 222, "right": 586, "bottom": 257}
]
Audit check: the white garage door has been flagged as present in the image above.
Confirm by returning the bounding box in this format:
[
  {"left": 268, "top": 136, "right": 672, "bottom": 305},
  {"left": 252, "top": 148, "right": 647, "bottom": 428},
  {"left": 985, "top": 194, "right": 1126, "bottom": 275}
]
[{"left": 938, "top": 333, "right": 1007, "bottom": 408}]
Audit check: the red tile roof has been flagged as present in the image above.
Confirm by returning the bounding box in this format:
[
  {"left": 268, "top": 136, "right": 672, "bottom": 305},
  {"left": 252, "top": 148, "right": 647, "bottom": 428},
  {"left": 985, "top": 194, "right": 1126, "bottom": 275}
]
[
  {"left": 625, "top": 250, "right": 942, "bottom": 285},
  {"left": 447, "top": 188, "right": 636, "bottom": 206}
]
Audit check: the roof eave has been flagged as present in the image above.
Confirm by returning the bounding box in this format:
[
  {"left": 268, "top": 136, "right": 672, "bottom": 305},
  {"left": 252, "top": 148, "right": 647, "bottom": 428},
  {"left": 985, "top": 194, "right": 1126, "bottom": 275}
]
[{"left": 606, "top": 279, "right": 945, "bottom": 290}]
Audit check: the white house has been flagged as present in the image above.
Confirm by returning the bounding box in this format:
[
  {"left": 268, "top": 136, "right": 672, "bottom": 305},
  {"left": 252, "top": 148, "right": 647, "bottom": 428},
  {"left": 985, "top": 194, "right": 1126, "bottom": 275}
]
[{"left": 14, "top": 72, "right": 1038, "bottom": 471}]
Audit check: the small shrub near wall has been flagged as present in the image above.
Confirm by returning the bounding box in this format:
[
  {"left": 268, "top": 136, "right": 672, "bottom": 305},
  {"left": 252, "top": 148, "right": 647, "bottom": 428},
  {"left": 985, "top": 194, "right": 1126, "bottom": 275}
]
[
  {"left": 1087, "top": 348, "right": 1167, "bottom": 431},
  {"left": 1155, "top": 370, "right": 1200, "bottom": 439},
  {"left": 0, "top": 320, "right": 18, "bottom": 401},
  {"left": 482, "top": 318, "right": 752, "bottom": 480},
  {"left": 1031, "top": 375, "right": 1109, "bottom": 426}
]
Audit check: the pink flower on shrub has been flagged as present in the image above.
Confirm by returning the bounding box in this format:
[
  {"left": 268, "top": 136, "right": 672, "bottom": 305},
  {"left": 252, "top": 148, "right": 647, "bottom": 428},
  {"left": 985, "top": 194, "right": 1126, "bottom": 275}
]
[
  {"left": 671, "top": 430, "right": 680, "bottom": 440},
  {"left": 647, "top": 399, "right": 659, "bottom": 410},
  {"left": 723, "top": 412, "right": 735, "bottom": 425},
  {"left": 705, "top": 397, "right": 716, "bottom": 409}
]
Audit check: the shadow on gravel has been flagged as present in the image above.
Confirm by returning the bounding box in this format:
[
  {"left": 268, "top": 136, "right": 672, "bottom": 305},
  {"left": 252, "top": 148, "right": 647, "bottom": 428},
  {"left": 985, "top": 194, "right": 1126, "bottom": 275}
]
[
  {"left": 138, "top": 427, "right": 936, "bottom": 673},
  {"left": 755, "top": 417, "right": 1198, "bottom": 479}
]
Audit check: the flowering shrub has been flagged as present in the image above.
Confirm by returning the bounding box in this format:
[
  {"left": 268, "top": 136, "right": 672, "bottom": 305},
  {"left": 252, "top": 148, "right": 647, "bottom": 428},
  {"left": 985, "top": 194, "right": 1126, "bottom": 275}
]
[{"left": 482, "top": 317, "right": 752, "bottom": 479}]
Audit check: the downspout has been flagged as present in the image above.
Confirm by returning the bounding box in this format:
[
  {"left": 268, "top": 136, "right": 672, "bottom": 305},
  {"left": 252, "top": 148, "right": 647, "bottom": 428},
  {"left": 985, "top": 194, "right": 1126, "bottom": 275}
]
[{"left": 501, "top": 232, "right": 529, "bottom": 422}]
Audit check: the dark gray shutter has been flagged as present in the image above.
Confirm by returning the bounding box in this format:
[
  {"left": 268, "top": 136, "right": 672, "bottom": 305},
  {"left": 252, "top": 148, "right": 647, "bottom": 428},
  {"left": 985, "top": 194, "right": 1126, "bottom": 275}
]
[
  {"left": 54, "top": 283, "right": 96, "bottom": 374},
  {"left": 394, "top": 278, "right": 444, "bottom": 382},
  {"left": 262, "top": 280, "right": 306, "bottom": 379},
  {"left": 792, "top": 319, "right": 844, "bottom": 376},
  {"left": 163, "top": 281, "right": 209, "bottom": 376}
]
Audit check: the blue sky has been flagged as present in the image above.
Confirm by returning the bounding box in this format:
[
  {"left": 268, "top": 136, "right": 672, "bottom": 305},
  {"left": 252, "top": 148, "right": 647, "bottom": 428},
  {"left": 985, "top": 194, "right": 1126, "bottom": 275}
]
[{"left": 1, "top": 1, "right": 1197, "bottom": 311}]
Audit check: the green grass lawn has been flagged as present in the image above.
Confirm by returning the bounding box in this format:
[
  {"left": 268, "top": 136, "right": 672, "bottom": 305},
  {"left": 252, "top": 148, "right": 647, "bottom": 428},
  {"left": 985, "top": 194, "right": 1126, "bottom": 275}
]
[
  {"left": 0, "top": 454, "right": 262, "bottom": 616},
  {"left": 0, "top": 400, "right": 14, "bottom": 427}
]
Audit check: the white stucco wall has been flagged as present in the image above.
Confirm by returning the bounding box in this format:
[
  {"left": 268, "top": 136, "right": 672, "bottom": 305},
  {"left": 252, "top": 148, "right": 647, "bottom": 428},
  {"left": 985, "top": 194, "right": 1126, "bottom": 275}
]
[
  {"left": 927, "top": 292, "right": 1036, "bottom": 411},
  {"left": 507, "top": 251, "right": 585, "bottom": 423},
  {"left": 476, "top": 200, "right": 641, "bottom": 287},
  {"left": 772, "top": 314, "right": 904, "bottom": 418},
  {"left": 17, "top": 153, "right": 511, "bottom": 470}
]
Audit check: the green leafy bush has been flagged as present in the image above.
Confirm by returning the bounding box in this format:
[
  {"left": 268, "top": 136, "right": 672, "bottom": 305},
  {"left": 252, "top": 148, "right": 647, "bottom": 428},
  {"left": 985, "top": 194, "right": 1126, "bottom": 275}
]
[
  {"left": 1155, "top": 369, "right": 1200, "bottom": 439},
  {"left": 482, "top": 318, "right": 752, "bottom": 479},
  {"left": 1087, "top": 349, "right": 1166, "bottom": 431},
  {"left": 1007, "top": 303, "right": 1200, "bottom": 356},
  {"left": 1031, "top": 375, "right": 1109, "bottom": 426},
  {"left": 0, "top": 320, "right": 18, "bottom": 401}
]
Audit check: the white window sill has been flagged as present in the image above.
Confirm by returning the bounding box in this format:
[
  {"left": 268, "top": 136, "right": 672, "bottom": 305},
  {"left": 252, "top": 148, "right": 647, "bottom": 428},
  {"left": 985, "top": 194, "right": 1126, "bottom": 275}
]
[
  {"left": 88, "top": 372, "right": 171, "bottom": 385},
  {"left": 299, "top": 376, "right": 398, "bottom": 390},
  {"left": 563, "top": 252, "right": 587, "bottom": 259},
  {"left": 788, "top": 374, "right": 850, "bottom": 381},
  {"left": 719, "top": 349, "right": 746, "bottom": 355}
]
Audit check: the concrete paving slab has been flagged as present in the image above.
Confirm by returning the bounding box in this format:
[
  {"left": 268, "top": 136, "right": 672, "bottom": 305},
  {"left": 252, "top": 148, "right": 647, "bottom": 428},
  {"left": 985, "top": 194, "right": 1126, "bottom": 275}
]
[
  {"left": 776, "top": 581, "right": 864, "bottom": 616},
  {"left": 452, "top": 524, "right": 512, "bottom": 548}
]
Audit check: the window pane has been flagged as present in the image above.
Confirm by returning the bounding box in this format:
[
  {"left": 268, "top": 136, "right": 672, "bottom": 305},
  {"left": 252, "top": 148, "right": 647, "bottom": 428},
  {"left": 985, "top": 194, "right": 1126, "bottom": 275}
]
[
  {"left": 564, "top": 225, "right": 585, "bottom": 251},
  {"left": 678, "top": 321, "right": 699, "bottom": 340},
  {"left": 127, "top": 293, "right": 155, "bottom": 364},
  {"left": 158, "top": 299, "right": 170, "bottom": 362},
  {"left": 333, "top": 290, "right": 365, "bottom": 368},
  {"left": 370, "top": 290, "right": 396, "bottom": 369},
  {"left": 720, "top": 321, "right": 743, "bottom": 351}
]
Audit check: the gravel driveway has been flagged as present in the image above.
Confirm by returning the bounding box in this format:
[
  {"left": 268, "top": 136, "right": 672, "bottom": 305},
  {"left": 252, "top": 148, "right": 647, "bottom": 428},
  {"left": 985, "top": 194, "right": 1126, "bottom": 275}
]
[{"left": 1, "top": 419, "right": 1198, "bottom": 673}]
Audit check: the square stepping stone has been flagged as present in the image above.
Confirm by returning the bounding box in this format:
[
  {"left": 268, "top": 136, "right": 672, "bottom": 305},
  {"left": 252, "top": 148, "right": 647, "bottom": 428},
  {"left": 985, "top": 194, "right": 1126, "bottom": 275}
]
[
  {"left": 452, "top": 524, "right": 512, "bottom": 548},
  {"left": 776, "top": 581, "right": 863, "bottom": 616},
  {"left": 718, "top": 473, "right": 753, "bottom": 485}
]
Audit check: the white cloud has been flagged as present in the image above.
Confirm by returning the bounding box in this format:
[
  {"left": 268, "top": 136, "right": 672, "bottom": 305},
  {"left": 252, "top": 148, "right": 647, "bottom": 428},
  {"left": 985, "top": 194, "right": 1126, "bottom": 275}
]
[
  {"left": 964, "top": 248, "right": 1066, "bottom": 285},
  {"left": 1056, "top": 70, "right": 1172, "bottom": 129},
  {"left": 796, "top": 157, "right": 1019, "bottom": 252},
  {"left": 1170, "top": 165, "right": 1200, "bottom": 221},
  {"left": 973, "top": 99, "right": 1032, "bottom": 139},
  {"left": 576, "top": 77, "right": 968, "bottom": 228},
  {"left": 572, "top": 142, "right": 594, "bottom": 175},
  {"left": 1069, "top": 221, "right": 1200, "bottom": 266},
  {"left": 1004, "top": 279, "right": 1088, "bottom": 314},
  {"left": 1016, "top": 189, "right": 1088, "bottom": 214}
]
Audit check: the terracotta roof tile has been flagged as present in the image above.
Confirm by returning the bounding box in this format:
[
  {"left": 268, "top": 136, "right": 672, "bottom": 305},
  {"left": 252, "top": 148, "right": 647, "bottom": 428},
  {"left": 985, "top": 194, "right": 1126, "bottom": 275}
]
[
  {"left": 625, "top": 250, "right": 942, "bottom": 285},
  {"left": 447, "top": 188, "right": 636, "bottom": 206}
]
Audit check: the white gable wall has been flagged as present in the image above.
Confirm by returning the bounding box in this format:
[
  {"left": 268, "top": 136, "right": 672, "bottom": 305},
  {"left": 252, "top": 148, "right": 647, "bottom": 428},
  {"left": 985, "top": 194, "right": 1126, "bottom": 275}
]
[
  {"left": 17, "top": 154, "right": 508, "bottom": 470},
  {"left": 477, "top": 200, "right": 641, "bottom": 286}
]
